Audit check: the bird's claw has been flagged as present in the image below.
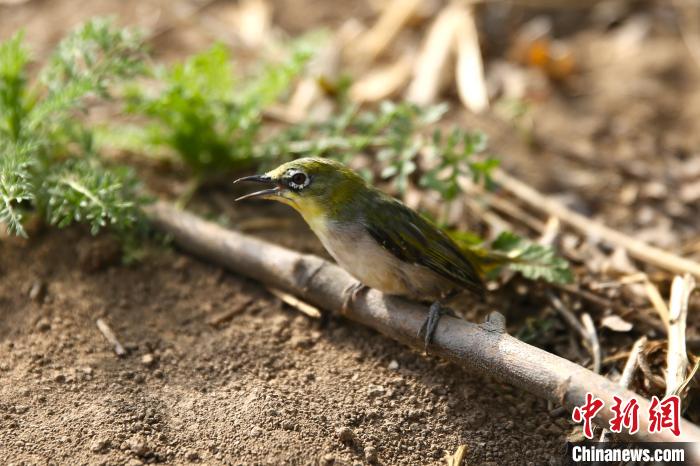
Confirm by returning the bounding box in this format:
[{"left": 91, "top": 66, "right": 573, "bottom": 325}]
[
  {"left": 418, "top": 302, "right": 456, "bottom": 353},
  {"left": 341, "top": 282, "right": 368, "bottom": 315}
]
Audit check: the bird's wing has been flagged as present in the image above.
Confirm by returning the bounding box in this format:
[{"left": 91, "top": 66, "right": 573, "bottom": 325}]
[{"left": 363, "top": 195, "right": 484, "bottom": 297}]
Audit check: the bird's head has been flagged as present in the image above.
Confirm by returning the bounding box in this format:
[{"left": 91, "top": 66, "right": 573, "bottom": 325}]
[{"left": 235, "top": 157, "right": 367, "bottom": 220}]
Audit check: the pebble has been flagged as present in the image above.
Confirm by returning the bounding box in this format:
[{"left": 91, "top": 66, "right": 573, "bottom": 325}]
[
  {"left": 281, "top": 420, "right": 296, "bottom": 431},
  {"left": 185, "top": 450, "right": 200, "bottom": 461},
  {"left": 364, "top": 446, "right": 378, "bottom": 463},
  {"left": 367, "top": 385, "right": 385, "bottom": 397},
  {"left": 29, "top": 280, "right": 46, "bottom": 303},
  {"left": 336, "top": 426, "right": 356, "bottom": 444},
  {"left": 14, "top": 405, "right": 29, "bottom": 414},
  {"left": 90, "top": 437, "right": 110, "bottom": 453},
  {"left": 141, "top": 354, "right": 156, "bottom": 367},
  {"left": 35, "top": 318, "right": 51, "bottom": 332},
  {"left": 249, "top": 426, "right": 263, "bottom": 438},
  {"left": 127, "top": 435, "right": 149, "bottom": 456},
  {"left": 387, "top": 360, "right": 399, "bottom": 371}
]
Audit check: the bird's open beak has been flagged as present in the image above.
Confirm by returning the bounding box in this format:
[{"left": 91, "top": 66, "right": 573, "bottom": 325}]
[{"left": 234, "top": 175, "right": 280, "bottom": 201}]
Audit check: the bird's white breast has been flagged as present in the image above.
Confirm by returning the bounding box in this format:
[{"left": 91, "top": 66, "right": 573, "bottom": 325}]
[{"left": 306, "top": 216, "right": 450, "bottom": 299}]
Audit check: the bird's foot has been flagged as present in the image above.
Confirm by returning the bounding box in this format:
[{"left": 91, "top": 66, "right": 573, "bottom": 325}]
[
  {"left": 418, "top": 302, "right": 456, "bottom": 352},
  {"left": 479, "top": 311, "right": 507, "bottom": 334},
  {"left": 341, "top": 281, "right": 368, "bottom": 315}
]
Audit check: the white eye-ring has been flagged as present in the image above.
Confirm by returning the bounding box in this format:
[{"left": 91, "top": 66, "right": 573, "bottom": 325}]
[{"left": 287, "top": 169, "right": 310, "bottom": 190}]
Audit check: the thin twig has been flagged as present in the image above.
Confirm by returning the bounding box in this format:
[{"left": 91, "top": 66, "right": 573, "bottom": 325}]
[
  {"left": 666, "top": 274, "right": 696, "bottom": 397},
  {"left": 146, "top": 202, "right": 700, "bottom": 445},
  {"left": 268, "top": 287, "right": 322, "bottom": 319},
  {"left": 581, "top": 313, "right": 602, "bottom": 374},
  {"left": 675, "top": 357, "right": 700, "bottom": 398},
  {"left": 96, "top": 318, "right": 126, "bottom": 357},
  {"left": 471, "top": 182, "right": 547, "bottom": 233},
  {"left": 642, "top": 278, "right": 670, "bottom": 334},
  {"left": 548, "top": 292, "right": 597, "bottom": 370},
  {"left": 600, "top": 336, "right": 647, "bottom": 442},
  {"left": 621, "top": 337, "right": 648, "bottom": 389},
  {"left": 492, "top": 170, "right": 700, "bottom": 278},
  {"left": 638, "top": 351, "right": 667, "bottom": 389},
  {"left": 538, "top": 216, "right": 561, "bottom": 247}
]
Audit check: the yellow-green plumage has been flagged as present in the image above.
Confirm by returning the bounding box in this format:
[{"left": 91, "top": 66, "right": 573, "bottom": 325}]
[{"left": 235, "top": 157, "right": 484, "bottom": 302}]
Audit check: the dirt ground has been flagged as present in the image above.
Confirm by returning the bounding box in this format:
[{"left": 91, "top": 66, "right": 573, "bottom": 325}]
[
  {"left": 2, "top": 0, "right": 700, "bottom": 464},
  {"left": 0, "top": 227, "right": 569, "bottom": 465}
]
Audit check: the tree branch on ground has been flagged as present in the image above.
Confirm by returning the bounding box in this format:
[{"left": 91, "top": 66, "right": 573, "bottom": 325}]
[{"left": 145, "top": 201, "right": 700, "bottom": 447}]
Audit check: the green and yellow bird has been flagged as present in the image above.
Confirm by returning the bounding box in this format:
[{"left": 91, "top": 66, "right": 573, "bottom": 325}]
[{"left": 235, "top": 157, "right": 485, "bottom": 348}]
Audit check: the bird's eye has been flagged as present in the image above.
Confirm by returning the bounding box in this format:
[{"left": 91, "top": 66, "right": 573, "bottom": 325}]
[{"left": 289, "top": 171, "right": 309, "bottom": 190}]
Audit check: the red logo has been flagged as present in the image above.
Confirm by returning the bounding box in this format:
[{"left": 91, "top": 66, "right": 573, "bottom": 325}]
[
  {"left": 609, "top": 396, "right": 640, "bottom": 434},
  {"left": 572, "top": 393, "right": 681, "bottom": 439},
  {"left": 572, "top": 393, "right": 605, "bottom": 439},
  {"left": 648, "top": 395, "right": 681, "bottom": 437}
]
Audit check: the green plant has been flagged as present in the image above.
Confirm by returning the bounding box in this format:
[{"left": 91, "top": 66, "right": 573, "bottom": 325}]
[
  {"left": 261, "top": 101, "right": 498, "bottom": 195},
  {"left": 123, "top": 43, "right": 311, "bottom": 176},
  {"left": 0, "top": 18, "right": 147, "bottom": 238}
]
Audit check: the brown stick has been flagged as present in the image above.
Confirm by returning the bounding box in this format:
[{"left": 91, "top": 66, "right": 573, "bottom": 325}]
[
  {"left": 492, "top": 170, "right": 700, "bottom": 278},
  {"left": 96, "top": 318, "right": 127, "bottom": 357},
  {"left": 145, "top": 202, "right": 700, "bottom": 446}
]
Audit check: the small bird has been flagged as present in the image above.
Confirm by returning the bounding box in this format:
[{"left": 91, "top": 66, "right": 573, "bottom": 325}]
[{"left": 235, "top": 157, "right": 485, "bottom": 348}]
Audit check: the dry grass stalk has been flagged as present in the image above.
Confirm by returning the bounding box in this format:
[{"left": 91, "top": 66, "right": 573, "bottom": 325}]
[
  {"left": 351, "top": 0, "right": 422, "bottom": 64},
  {"left": 406, "top": 4, "right": 461, "bottom": 104},
  {"left": 269, "top": 288, "right": 322, "bottom": 319},
  {"left": 96, "top": 318, "right": 127, "bottom": 357},
  {"left": 350, "top": 54, "right": 414, "bottom": 102},
  {"left": 549, "top": 292, "right": 601, "bottom": 372},
  {"left": 581, "top": 313, "right": 602, "bottom": 374},
  {"left": 600, "top": 336, "right": 647, "bottom": 441},
  {"left": 286, "top": 40, "right": 341, "bottom": 122},
  {"left": 445, "top": 444, "right": 468, "bottom": 466},
  {"left": 228, "top": 0, "right": 272, "bottom": 48},
  {"left": 665, "top": 274, "right": 696, "bottom": 398},
  {"left": 642, "top": 278, "right": 671, "bottom": 333},
  {"left": 492, "top": 169, "right": 700, "bottom": 278},
  {"left": 454, "top": 4, "right": 489, "bottom": 113},
  {"left": 620, "top": 336, "right": 648, "bottom": 390}
]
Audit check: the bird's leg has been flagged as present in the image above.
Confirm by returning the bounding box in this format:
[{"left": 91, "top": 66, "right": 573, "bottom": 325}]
[
  {"left": 418, "top": 301, "right": 456, "bottom": 352},
  {"left": 341, "top": 281, "right": 368, "bottom": 314}
]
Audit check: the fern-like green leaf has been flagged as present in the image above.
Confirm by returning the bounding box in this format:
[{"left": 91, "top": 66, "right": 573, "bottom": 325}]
[
  {"left": 0, "top": 31, "right": 30, "bottom": 141},
  {"left": 0, "top": 142, "right": 34, "bottom": 236},
  {"left": 38, "top": 157, "right": 144, "bottom": 235},
  {"left": 490, "top": 231, "right": 573, "bottom": 284},
  {"left": 28, "top": 17, "right": 145, "bottom": 134}
]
